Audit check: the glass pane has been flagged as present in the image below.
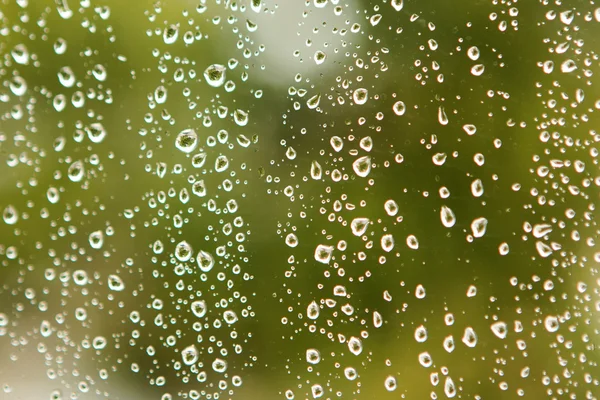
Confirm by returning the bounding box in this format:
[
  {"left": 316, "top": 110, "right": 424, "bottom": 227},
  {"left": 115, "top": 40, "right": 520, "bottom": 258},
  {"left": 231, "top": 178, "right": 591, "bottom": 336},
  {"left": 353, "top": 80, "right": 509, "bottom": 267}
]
[{"left": 0, "top": 0, "right": 598, "bottom": 399}]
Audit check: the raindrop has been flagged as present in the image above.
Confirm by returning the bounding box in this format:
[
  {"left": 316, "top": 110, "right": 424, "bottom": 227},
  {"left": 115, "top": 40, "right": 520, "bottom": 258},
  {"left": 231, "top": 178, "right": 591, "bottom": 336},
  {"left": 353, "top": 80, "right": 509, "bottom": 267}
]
[
  {"left": 307, "top": 301, "right": 320, "bottom": 320},
  {"left": 391, "top": 0, "right": 404, "bottom": 12},
  {"left": 87, "top": 122, "right": 107, "bottom": 144},
  {"left": 384, "top": 199, "right": 399, "bottom": 216},
  {"left": 491, "top": 321, "right": 508, "bottom": 339},
  {"left": 406, "top": 235, "right": 419, "bottom": 250},
  {"left": 182, "top": 345, "right": 199, "bottom": 366},
  {"left": 414, "top": 325, "right": 428, "bottom": 343},
  {"left": 462, "top": 327, "right": 478, "bottom": 347},
  {"left": 175, "top": 129, "right": 198, "bottom": 153},
  {"left": 352, "top": 156, "right": 371, "bottom": 177},
  {"left": 68, "top": 160, "right": 85, "bottom": 182},
  {"left": 163, "top": 24, "right": 179, "bottom": 44},
  {"left": 544, "top": 315, "right": 559, "bottom": 333},
  {"left": 440, "top": 206, "right": 456, "bottom": 228},
  {"left": 191, "top": 300, "right": 207, "bottom": 318},
  {"left": 306, "top": 349, "right": 321, "bottom": 364},
  {"left": 470, "top": 217, "right": 488, "bottom": 238},
  {"left": 285, "top": 233, "right": 298, "bottom": 248},
  {"left": 350, "top": 218, "right": 369, "bottom": 236},
  {"left": 175, "top": 241, "right": 193, "bottom": 262},
  {"left": 310, "top": 161, "right": 322, "bottom": 180},
  {"left": 89, "top": 230, "right": 104, "bottom": 249},
  {"left": 204, "top": 64, "right": 226, "bottom": 87},
  {"left": 314, "top": 245, "right": 334, "bottom": 264},
  {"left": 381, "top": 234, "right": 395, "bottom": 252},
  {"left": 392, "top": 101, "right": 406, "bottom": 116},
  {"left": 352, "top": 88, "right": 369, "bottom": 105},
  {"left": 107, "top": 275, "right": 125, "bottom": 291},
  {"left": 347, "top": 337, "right": 363, "bottom": 355},
  {"left": 384, "top": 376, "right": 397, "bottom": 391},
  {"left": 197, "top": 251, "right": 215, "bottom": 272},
  {"left": 314, "top": 50, "right": 327, "bottom": 65}
]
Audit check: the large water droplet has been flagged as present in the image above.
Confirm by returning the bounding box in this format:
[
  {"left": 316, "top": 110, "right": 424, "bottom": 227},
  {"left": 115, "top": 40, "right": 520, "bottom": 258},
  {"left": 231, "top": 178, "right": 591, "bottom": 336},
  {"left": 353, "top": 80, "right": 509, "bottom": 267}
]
[
  {"left": 352, "top": 156, "right": 371, "bottom": 177},
  {"left": 204, "top": 64, "right": 226, "bottom": 87},
  {"left": 175, "top": 129, "right": 198, "bottom": 153}
]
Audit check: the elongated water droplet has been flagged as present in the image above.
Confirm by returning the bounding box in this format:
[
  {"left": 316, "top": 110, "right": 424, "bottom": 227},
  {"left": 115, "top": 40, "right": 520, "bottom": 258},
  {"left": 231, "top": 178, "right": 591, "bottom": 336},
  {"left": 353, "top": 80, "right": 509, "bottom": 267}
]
[
  {"left": 471, "top": 217, "right": 488, "bottom": 238},
  {"left": 440, "top": 206, "right": 456, "bottom": 228}
]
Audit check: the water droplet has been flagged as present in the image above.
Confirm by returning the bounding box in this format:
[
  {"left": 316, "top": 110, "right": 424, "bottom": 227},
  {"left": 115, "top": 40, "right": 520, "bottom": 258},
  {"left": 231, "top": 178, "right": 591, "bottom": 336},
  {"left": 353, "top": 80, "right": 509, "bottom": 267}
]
[
  {"left": 536, "top": 241, "right": 553, "bottom": 258},
  {"left": 370, "top": 14, "right": 382, "bottom": 26},
  {"left": 432, "top": 152, "right": 447, "bottom": 166},
  {"left": 462, "top": 327, "right": 478, "bottom": 347},
  {"left": 215, "top": 155, "right": 229, "bottom": 172},
  {"left": 175, "top": 129, "right": 198, "bottom": 153},
  {"left": 233, "top": 109, "right": 249, "bottom": 126},
  {"left": 471, "top": 179, "right": 484, "bottom": 197},
  {"left": 197, "top": 250, "right": 215, "bottom": 272},
  {"left": 175, "top": 241, "right": 193, "bottom": 262},
  {"left": 3, "top": 205, "right": 18, "bottom": 225},
  {"left": 491, "top": 321, "right": 508, "bottom": 339},
  {"left": 438, "top": 106, "right": 448, "bottom": 125},
  {"left": 182, "top": 345, "right": 199, "bottom": 366},
  {"left": 443, "top": 335, "right": 455, "bottom": 353},
  {"left": 392, "top": 100, "right": 406, "bottom": 116},
  {"left": 406, "top": 235, "right": 419, "bottom": 250},
  {"left": 384, "top": 376, "right": 397, "bottom": 391},
  {"left": 352, "top": 156, "right": 371, "bottom": 177},
  {"left": 384, "top": 199, "right": 399, "bottom": 216},
  {"left": 391, "top": 0, "right": 404, "bottom": 12},
  {"left": 463, "top": 124, "right": 477, "bottom": 135},
  {"left": 307, "top": 301, "right": 320, "bottom": 320},
  {"left": 191, "top": 300, "right": 207, "bottom": 318},
  {"left": 68, "top": 160, "right": 85, "bottom": 182},
  {"left": 471, "top": 64, "right": 485, "bottom": 76},
  {"left": 350, "top": 218, "right": 370, "bottom": 236},
  {"left": 164, "top": 24, "right": 179, "bottom": 44},
  {"left": 440, "top": 206, "right": 456, "bottom": 228},
  {"left": 87, "top": 122, "right": 107, "bottom": 144},
  {"left": 11, "top": 44, "right": 29, "bottom": 65},
  {"left": 314, "top": 50, "right": 327, "bottom": 65},
  {"left": 470, "top": 217, "right": 488, "bottom": 238},
  {"left": 544, "top": 315, "right": 559, "bottom": 332},
  {"left": 373, "top": 311, "right": 383, "bottom": 328},
  {"left": 381, "top": 234, "right": 395, "bottom": 252},
  {"left": 107, "top": 274, "right": 125, "bottom": 291},
  {"left": 306, "top": 348, "right": 321, "bottom": 364},
  {"left": 467, "top": 46, "right": 480, "bottom": 61},
  {"left": 314, "top": 244, "right": 334, "bottom": 264},
  {"left": 310, "top": 161, "right": 322, "bottom": 180},
  {"left": 285, "top": 233, "right": 298, "bottom": 248},
  {"left": 330, "top": 136, "right": 344, "bottom": 152},
  {"left": 223, "top": 310, "right": 238, "bottom": 324},
  {"left": 418, "top": 352, "right": 433, "bottom": 367},
  {"left": 352, "top": 88, "right": 368, "bottom": 105},
  {"left": 414, "top": 325, "right": 428, "bottom": 342},
  {"left": 212, "top": 358, "right": 228, "bottom": 373},
  {"left": 444, "top": 377, "right": 457, "bottom": 398},
  {"left": 498, "top": 242, "right": 510, "bottom": 255},
  {"left": 89, "top": 230, "right": 104, "bottom": 249},
  {"left": 307, "top": 94, "right": 321, "bottom": 109},
  {"left": 347, "top": 336, "right": 363, "bottom": 355},
  {"left": 204, "top": 64, "right": 226, "bottom": 87}
]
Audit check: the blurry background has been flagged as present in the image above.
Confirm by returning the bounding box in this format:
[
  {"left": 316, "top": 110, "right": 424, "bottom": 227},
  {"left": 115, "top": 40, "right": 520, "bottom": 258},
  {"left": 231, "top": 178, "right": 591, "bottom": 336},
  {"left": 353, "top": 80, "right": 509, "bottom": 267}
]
[{"left": 0, "top": 0, "right": 599, "bottom": 399}]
